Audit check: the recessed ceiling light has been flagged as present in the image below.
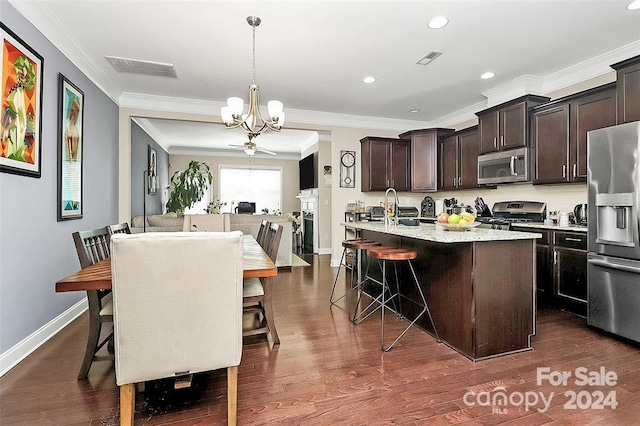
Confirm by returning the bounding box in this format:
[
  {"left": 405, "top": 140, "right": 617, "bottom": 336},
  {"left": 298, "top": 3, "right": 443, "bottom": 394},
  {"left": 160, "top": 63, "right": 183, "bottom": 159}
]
[
  {"left": 363, "top": 76, "right": 376, "bottom": 84},
  {"left": 409, "top": 109, "right": 420, "bottom": 113},
  {"left": 428, "top": 16, "right": 449, "bottom": 29},
  {"left": 481, "top": 72, "right": 495, "bottom": 79},
  {"left": 628, "top": 0, "right": 640, "bottom": 10}
]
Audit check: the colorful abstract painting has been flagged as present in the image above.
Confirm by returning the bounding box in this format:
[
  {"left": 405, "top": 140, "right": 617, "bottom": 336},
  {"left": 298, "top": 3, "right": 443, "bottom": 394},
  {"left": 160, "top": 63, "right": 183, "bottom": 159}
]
[{"left": 1, "top": 23, "right": 43, "bottom": 178}]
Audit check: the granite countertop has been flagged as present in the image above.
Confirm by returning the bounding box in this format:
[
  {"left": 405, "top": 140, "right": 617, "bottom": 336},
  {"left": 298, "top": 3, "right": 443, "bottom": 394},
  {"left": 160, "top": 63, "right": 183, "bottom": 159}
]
[
  {"left": 509, "top": 222, "right": 588, "bottom": 233},
  {"left": 342, "top": 221, "right": 541, "bottom": 243}
]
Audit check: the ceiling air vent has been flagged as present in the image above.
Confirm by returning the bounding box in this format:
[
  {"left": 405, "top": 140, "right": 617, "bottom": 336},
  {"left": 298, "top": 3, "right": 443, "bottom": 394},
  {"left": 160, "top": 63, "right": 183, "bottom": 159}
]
[
  {"left": 416, "top": 51, "right": 443, "bottom": 66},
  {"left": 105, "top": 56, "right": 178, "bottom": 78}
]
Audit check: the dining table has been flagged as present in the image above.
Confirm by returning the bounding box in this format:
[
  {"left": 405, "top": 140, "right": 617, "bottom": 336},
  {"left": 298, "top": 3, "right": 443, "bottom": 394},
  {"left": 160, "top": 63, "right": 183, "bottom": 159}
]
[
  {"left": 56, "top": 234, "right": 277, "bottom": 293},
  {"left": 56, "top": 234, "right": 279, "bottom": 345}
]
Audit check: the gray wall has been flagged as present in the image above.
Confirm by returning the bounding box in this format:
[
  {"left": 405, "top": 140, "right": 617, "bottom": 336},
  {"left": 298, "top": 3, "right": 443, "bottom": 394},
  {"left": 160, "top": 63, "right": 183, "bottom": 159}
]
[
  {"left": 0, "top": 3, "right": 119, "bottom": 353},
  {"left": 130, "top": 121, "right": 168, "bottom": 219}
]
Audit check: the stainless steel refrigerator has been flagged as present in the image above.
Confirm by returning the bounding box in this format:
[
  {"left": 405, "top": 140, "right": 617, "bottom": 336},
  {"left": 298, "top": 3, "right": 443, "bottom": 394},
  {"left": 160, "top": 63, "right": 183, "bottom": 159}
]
[{"left": 587, "top": 121, "right": 640, "bottom": 343}]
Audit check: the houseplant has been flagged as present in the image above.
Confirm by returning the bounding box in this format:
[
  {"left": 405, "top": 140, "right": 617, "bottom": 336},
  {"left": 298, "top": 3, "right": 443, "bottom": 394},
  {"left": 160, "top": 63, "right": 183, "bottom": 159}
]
[{"left": 165, "top": 160, "right": 213, "bottom": 214}]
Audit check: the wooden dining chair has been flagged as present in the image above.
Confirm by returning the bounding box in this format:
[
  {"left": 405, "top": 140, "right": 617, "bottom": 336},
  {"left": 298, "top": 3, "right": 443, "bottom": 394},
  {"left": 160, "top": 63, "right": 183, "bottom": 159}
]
[
  {"left": 256, "top": 219, "right": 270, "bottom": 247},
  {"left": 110, "top": 231, "right": 244, "bottom": 425},
  {"left": 107, "top": 222, "right": 131, "bottom": 235},
  {"left": 72, "top": 227, "right": 114, "bottom": 380},
  {"left": 243, "top": 222, "right": 283, "bottom": 344}
]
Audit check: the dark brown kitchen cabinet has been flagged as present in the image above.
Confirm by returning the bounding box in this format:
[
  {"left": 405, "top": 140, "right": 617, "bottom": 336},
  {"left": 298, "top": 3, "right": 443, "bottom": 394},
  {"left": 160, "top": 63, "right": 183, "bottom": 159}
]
[
  {"left": 532, "top": 83, "right": 616, "bottom": 184},
  {"left": 476, "top": 95, "right": 550, "bottom": 154},
  {"left": 399, "top": 128, "right": 454, "bottom": 192},
  {"left": 554, "top": 231, "right": 587, "bottom": 316},
  {"left": 511, "top": 227, "right": 586, "bottom": 316},
  {"left": 438, "top": 126, "right": 480, "bottom": 190},
  {"left": 511, "top": 227, "right": 553, "bottom": 302},
  {"left": 611, "top": 54, "right": 640, "bottom": 124},
  {"left": 360, "top": 136, "right": 410, "bottom": 192}
]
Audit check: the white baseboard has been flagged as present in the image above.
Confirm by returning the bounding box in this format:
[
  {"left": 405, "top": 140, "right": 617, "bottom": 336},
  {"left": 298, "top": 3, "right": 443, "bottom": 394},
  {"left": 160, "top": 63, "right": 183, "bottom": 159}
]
[
  {"left": 317, "top": 248, "right": 332, "bottom": 255},
  {"left": 0, "top": 299, "right": 87, "bottom": 377}
]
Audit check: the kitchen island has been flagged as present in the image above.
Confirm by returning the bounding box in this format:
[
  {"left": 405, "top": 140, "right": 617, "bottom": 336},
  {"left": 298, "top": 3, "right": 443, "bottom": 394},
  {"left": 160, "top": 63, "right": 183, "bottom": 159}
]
[{"left": 344, "top": 221, "right": 541, "bottom": 361}]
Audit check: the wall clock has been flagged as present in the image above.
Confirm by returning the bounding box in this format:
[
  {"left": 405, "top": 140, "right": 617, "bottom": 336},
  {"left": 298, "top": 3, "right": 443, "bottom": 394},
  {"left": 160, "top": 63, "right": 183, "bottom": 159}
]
[{"left": 340, "top": 150, "right": 356, "bottom": 188}]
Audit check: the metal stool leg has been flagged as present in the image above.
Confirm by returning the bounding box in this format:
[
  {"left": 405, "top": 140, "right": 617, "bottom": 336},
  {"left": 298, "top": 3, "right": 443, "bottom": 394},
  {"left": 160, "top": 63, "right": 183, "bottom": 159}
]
[
  {"left": 330, "top": 246, "right": 350, "bottom": 305},
  {"left": 382, "top": 259, "right": 439, "bottom": 351}
]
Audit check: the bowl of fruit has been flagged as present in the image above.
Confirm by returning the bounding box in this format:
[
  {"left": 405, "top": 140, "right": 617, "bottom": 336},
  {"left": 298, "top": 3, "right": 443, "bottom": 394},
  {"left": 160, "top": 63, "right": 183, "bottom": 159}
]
[{"left": 436, "top": 211, "right": 479, "bottom": 231}]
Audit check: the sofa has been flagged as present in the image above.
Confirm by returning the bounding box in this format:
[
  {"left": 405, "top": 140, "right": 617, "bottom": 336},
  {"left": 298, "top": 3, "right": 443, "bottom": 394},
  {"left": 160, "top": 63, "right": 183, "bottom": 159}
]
[
  {"left": 131, "top": 213, "right": 184, "bottom": 233},
  {"left": 130, "top": 213, "right": 293, "bottom": 267}
]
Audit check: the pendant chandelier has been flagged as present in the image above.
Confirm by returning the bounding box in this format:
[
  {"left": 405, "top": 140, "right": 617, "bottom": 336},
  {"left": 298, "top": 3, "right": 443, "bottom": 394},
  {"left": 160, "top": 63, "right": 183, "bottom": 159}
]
[{"left": 221, "top": 16, "right": 285, "bottom": 141}]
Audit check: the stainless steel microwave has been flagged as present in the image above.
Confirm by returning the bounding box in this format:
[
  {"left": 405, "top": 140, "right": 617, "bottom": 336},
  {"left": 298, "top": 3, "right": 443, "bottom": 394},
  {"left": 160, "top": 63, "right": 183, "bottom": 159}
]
[{"left": 477, "top": 147, "right": 530, "bottom": 185}]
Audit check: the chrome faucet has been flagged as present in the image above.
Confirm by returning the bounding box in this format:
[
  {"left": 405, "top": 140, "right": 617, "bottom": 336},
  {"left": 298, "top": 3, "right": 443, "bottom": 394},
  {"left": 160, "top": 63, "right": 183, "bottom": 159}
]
[{"left": 384, "top": 187, "right": 399, "bottom": 229}]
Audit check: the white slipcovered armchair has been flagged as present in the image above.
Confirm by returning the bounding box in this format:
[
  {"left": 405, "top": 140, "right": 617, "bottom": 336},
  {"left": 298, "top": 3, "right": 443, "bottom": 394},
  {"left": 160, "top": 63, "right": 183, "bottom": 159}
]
[{"left": 110, "top": 231, "right": 244, "bottom": 425}]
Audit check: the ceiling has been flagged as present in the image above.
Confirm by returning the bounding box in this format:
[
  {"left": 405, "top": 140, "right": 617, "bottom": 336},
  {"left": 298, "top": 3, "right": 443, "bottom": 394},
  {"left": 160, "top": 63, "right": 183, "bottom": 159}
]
[{"left": 10, "top": 0, "right": 640, "bottom": 157}]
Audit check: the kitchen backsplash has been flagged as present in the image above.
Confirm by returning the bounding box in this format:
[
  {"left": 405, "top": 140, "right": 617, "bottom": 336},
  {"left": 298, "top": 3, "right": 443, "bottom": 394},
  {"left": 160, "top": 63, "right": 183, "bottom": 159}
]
[{"left": 357, "top": 183, "right": 587, "bottom": 218}]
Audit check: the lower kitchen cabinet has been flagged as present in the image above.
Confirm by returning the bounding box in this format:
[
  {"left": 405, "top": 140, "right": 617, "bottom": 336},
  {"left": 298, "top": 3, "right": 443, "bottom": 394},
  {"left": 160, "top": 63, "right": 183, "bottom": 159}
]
[
  {"left": 536, "top": 244, "right": 553, "bottom": 302},
  {"left": 512, "top": 227, "right": 587, "bottom": 316},
  {"left": 555, "top": 246, "right": 587, "bottom": 303}
]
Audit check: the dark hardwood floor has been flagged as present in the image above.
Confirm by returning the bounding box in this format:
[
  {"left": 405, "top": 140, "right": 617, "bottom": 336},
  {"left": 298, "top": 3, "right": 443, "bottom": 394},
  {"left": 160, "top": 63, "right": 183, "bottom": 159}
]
[{"left": 2, "top": 254, "right": 640, "bottom": 425}]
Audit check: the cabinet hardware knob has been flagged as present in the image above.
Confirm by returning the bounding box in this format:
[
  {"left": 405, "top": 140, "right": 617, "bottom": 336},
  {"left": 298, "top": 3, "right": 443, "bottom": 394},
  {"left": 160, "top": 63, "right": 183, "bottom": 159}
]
[
  {"left": 500, "top": 135, "right": 505, "bottom": 147},
  {"left": 458, "top": 176, "right": 462, "bottom": 186},
  {"left": 562, "top": 164, "right": 566, "bottom": 178},
  {"left": 494, "top": 137, "right": 497, "bottom": 149},
  {"left": 565, "top": 237, "right": 582, "bottom": 242},
  {"left": 573, "top": 163, "right": 577, "bottom": 178}
]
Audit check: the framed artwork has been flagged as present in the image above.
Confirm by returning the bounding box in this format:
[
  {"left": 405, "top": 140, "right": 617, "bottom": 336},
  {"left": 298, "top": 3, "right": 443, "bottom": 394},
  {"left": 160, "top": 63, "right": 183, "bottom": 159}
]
[
  {"left": 57, "top": 74, "right": 84, "bottom": 221},
  {"left": 148, "top": 145, "right": 157, "bottom": 194},
  {"left": 0, "top": 22, "right": 44, "bottom": 178}
]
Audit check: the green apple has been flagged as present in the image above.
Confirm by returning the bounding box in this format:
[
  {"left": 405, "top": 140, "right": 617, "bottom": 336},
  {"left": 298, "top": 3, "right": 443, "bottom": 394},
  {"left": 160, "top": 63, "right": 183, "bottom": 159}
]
[{"left": 448, "top": 213, "right": 461, "bottom": 224}]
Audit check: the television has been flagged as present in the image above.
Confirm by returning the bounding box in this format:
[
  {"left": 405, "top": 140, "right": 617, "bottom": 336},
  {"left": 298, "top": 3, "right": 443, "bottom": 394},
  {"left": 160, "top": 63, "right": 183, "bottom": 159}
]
[{"left": 299, "top": 153, "right": 317, "bottom": 190}]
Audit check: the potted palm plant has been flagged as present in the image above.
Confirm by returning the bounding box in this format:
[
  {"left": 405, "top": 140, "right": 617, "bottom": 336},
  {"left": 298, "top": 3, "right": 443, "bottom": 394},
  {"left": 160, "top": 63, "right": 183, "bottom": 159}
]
[{"left": 165, "top": 160, "right": 213, "bottom": 214}]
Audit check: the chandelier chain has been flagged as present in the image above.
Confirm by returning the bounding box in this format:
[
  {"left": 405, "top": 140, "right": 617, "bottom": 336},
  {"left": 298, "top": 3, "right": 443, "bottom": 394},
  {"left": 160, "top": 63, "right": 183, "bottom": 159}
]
[{"left": 252, "top": 20, "right": 256, "bottom": 85}]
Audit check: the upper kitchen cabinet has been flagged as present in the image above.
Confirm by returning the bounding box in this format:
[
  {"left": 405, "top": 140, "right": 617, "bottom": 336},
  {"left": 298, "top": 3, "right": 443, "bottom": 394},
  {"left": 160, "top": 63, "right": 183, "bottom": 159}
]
[
  {"left": 476, "top": 95, "right": 550, "bottom": 154},
  {"left": 399, "top": 128, "right": 454, "bottom": 192},
  {"left": 438, "top": 126, "right": 480, "bottom": 190},
  {"left": 611, "top": 55, "right": 640, "bottom": 124},
  {"left": 360, "top": 136, "right": 410, "bottom": 192},
  {"left": 532, "top": 83, "right": 616, "bottom": 184}
]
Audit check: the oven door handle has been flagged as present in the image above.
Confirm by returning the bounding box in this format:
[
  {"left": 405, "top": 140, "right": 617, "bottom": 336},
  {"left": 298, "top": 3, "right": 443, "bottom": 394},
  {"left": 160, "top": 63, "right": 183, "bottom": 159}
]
[
  {"left": 510, "top": 156, "right": 516, "bottom": 176},
  {"left": 588, "top": 257, "right": 640, "bottom": 274}
]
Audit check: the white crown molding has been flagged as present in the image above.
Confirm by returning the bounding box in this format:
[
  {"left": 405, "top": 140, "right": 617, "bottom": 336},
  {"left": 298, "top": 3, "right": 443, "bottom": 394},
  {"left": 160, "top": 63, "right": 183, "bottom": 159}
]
[
  {"left": 298, "top": 132, "right": 320, "bottom": 153},
  {"left": 169, "top": 146, "right": 301, "bottom": 161},
  {"left": 541, "top": 40, "right": 640, "bottom": 94},
  {"left": 478, "top": 40, "right": 640, "bottom": 110},
  {"left": 132, "top": 117, "right": 171, "bottom": 152},
  {"left": 8, "top": 0, "right": 122, "bottom": 103},
  {"left": 120, "top": 92, "right": 431, "bottom": 132},
  {"left": 432, "top": 100, "right": 487, "bottom": 128},
  {"left": 482, "top": 75, "right": 545, "bottom": 107},
  {"left": 11, "top": 0, "right": 640, "bottom": 134}
]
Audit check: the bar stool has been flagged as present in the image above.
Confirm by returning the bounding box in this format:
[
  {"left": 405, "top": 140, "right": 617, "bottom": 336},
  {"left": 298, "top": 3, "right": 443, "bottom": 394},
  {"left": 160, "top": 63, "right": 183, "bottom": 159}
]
[
  {"left": 352, "top": 245, "right": 405, "bottom": 325},
  {"left": 355, "top": 245, "right": 440, "bottom": 351},
  {"left": 330, "top": 239, "right": 380, "bottom": 313}
]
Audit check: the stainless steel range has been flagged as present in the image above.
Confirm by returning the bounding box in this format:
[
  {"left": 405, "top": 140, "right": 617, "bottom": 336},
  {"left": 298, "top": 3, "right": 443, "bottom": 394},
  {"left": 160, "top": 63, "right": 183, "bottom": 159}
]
[{"left": 478, "top": 201, "right": 547, "bottom": 230}]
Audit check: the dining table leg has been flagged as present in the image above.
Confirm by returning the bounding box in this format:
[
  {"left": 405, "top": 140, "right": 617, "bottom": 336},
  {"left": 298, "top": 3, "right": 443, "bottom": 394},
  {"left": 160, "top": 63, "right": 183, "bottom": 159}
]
[{"left": 262, "top": 277, "right": 280, "bottom": 345}]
